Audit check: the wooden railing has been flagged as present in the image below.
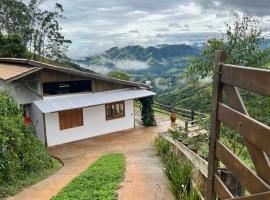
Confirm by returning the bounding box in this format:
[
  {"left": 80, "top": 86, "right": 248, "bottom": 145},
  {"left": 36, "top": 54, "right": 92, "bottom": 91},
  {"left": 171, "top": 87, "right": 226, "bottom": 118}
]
[
  {"left": 207, "top": 50, "right": 270, "bottom": 200},
  {"left": 152, "top": 102, "right": 209, "bottom": 134}
]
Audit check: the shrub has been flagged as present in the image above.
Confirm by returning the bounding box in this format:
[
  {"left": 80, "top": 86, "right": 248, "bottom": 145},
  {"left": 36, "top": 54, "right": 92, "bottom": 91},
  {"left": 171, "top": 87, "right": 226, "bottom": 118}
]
[
  {"left": 0, "top": 91, "right": 57, "bottom": 197},
  {"left": 154, "top": 136, "right": 170, "bottom": 157},
  {"left": 139, "top": 96, "right": 156, "bottom": 126},
  {"left": 168, "top": 128, "right": 180, "bottom": 140},
  {"left": 154, "top": 136, "right": 202, "bottom": 200}
]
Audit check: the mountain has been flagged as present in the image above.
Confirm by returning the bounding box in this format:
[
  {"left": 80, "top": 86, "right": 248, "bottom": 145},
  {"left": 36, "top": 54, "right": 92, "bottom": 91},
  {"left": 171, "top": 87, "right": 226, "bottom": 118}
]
[{"left": 74, "top": 44, "right": 199, "bottom": 76}]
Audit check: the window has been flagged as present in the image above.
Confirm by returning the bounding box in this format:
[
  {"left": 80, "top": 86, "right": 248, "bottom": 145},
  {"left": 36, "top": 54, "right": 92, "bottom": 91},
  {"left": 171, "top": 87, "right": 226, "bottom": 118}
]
[
  {"left": 43, "top": 80, "right": 92, "bottom": 96},
  {"left": 105, "top": 101, "right": 125, "bottom": 120},
  {"left": 59, "top": 108, "right": 83, "bottom": 130}
]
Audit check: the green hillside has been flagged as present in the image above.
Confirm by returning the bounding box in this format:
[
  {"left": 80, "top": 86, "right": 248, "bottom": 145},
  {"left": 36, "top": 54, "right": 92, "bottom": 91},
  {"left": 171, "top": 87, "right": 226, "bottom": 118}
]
[{"left": 74, "top": 44, "right": 199, "bottom": 76}]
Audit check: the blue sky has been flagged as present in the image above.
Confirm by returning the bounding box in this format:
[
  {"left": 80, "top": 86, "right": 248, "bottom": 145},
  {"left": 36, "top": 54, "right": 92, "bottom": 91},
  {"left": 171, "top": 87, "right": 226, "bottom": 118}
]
[{"left": 42, "top": 0, "right": 270, "bottom": 58}]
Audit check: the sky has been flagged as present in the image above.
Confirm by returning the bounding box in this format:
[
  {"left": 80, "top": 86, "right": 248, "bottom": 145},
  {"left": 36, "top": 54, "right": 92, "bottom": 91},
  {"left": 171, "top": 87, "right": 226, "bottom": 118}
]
[{"left": 41, "top": 0, "right": 270, "bottom": 58}]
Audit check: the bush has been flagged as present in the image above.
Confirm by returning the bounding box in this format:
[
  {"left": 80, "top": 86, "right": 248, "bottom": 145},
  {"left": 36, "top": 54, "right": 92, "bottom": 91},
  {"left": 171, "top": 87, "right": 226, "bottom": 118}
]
[
  {"left": 154, "top": 136, "right": 170, "bottom": 157},
  {"left": 139, "top": 96, "right": 156, "bottom": 126},
  {"left": 154, "top": 136, "right": 202, "bottom": 200},
  {"left": 0, "top": 91, "right": 57, "bottom": 198}
]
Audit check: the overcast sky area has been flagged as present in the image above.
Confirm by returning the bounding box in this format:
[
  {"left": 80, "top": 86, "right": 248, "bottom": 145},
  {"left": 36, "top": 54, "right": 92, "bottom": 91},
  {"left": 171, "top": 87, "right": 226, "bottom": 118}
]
[{"left": 41, "top": 0, "right": 270, "bottom": 58}]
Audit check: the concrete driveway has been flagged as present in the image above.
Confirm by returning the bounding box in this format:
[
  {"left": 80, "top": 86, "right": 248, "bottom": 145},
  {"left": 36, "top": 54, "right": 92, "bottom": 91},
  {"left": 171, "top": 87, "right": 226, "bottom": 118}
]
[{"left": 8, "top": 121, "right": 174, "bottom": 200}]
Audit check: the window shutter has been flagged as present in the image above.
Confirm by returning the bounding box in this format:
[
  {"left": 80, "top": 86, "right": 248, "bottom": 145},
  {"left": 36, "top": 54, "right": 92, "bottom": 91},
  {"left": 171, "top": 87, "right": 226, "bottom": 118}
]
[{"left": 59, "top": 108, "right": 83, "bottom": 130}]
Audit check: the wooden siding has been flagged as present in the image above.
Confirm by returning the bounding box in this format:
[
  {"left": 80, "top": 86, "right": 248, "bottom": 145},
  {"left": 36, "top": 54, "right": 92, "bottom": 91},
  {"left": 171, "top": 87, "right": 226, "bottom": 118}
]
[
  {"left": 39, "top": 69, "right": 89, "bottom": 83},
  {"left": 92, "top": 79, "right": 129, "bottom": 92},
  {"left": 39, "top": 69, "right": 131, "bottom": 93}
]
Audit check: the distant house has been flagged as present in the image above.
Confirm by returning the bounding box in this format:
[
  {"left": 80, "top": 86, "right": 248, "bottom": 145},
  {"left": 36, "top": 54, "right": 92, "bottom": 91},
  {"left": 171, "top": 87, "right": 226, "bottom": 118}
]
[{"left": 0, "top": 58, "right": 155, "bottom": 146}]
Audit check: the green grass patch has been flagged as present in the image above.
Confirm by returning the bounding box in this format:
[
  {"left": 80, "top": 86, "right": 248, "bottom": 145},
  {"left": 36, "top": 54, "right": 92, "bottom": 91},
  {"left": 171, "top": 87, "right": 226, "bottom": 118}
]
[
  {"left": 1, "top": 158, "right": 61, "bottom": 199},
  {"left": 51, "top": 154, "right": 125, "bottom": 200}
]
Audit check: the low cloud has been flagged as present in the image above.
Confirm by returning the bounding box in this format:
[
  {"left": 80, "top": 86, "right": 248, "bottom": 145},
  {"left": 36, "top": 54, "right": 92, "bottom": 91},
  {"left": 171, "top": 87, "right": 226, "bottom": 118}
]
[
  {"left": 79, "top": 63, "right": 111, "bottom": 74},
  {"left": 113, "top": 60, "right": 150, "bottom": 71}
]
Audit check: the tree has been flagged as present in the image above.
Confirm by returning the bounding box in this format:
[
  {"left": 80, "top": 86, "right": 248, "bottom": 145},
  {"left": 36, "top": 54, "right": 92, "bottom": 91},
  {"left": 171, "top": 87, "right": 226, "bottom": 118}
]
[
  {"left": 0, "top": 33, "right": 27, "bottom": 57},
  {"left": 188, "top": 14, "right": 270, "bottom": 164},
  {"left": 0, "top": 0, "right": 31, "bottom": 43},
  {"left": 187, "top": 14, "right": 270, "bottom": 79},
  {"left": 0, "top": 0, "right": 71, "bottom": 61},
  {"left": 108, "top": 71, "right": 130, "bottom": 81}
]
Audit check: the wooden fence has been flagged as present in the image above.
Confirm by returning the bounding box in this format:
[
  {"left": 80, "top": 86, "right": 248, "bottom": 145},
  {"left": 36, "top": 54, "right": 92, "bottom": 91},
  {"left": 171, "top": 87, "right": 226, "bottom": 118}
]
[
  {"left": 152, "top": 102, "right": 209, "bottom": 134},
  {"left": 207, "top": 50, "right": 270, "bottom": 200}
]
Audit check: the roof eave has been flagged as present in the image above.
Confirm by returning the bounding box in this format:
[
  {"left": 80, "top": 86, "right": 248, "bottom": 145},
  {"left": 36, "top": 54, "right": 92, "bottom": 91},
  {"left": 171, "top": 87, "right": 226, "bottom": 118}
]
[{"left": 5, "top": 67, "right": 43, "bottom": 83}]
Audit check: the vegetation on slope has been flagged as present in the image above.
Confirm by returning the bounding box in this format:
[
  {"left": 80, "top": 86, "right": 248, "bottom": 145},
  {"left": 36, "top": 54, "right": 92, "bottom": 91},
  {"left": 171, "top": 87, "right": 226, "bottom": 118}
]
[
  {"left": 154, "top": 136, "right": 201, "bottom": 200},
  {"left": 0, "top": 91, "right": 61, "bottom": 198},
  {"left": 51, "top": 154, "right": 125, "bottom": 200}
]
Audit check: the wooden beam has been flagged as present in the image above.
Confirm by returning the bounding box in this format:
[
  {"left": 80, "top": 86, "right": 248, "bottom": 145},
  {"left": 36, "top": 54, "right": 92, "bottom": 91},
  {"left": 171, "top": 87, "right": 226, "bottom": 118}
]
[
  {"left": 218, "top": 103, "right": 270, "bottom": 155},
  {"left": 225, "top": 191, "right": 270, "bottom": 200},
  {"left": 214, "top": 174, "right": 234, "bottom": 199},
  {"left": 216, "top": 141, "right": 270, "bottom": 194},
  {"left": 220, "top": 64, "right": 270, "bottom": 96},
  {"left": 207, "top": 50, "right": 226, "bottom": 200},
  {"left": 223, "top": 84, "right": 270, "bottom": 185}
]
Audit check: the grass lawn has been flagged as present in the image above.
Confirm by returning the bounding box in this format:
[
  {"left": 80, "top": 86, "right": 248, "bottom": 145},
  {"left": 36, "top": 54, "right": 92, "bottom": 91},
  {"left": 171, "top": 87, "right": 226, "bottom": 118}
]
[
  {"left": 51, "top": 153, "right": 125, "bottom": 200},
  {"left": 1, "top": 158, "right": 61, "bottom": 199}
]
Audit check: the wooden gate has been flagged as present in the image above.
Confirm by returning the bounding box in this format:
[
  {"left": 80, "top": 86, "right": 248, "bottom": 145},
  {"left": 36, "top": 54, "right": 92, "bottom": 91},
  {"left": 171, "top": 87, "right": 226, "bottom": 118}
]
[{"left": 207, "top": 50, "right": 270, "bottom": 199}]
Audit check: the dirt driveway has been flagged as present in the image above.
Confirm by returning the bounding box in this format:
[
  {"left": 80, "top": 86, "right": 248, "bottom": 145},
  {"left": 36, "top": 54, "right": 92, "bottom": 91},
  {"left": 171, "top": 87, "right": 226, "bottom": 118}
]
[{"left": 8, "top": 121, "right": 174, "bottom": 200}]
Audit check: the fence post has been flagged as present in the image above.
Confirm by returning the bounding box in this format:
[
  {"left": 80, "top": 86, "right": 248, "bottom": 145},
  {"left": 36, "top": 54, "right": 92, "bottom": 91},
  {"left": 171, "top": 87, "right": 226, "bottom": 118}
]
[
  {"left": 206, "top": 50, "right": 226, "bottom": 200},
  {"left": 191, "top": 110, "right": 195, "bottom": 125},
  {"left": 185, "top": 120, "right": 189, "bottom": 134}
]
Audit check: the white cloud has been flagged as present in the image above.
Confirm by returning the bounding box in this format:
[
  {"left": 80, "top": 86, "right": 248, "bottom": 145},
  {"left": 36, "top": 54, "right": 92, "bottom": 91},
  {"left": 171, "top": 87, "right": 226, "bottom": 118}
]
[
  {"left": 39, "top": 0, "right": 270, "bottom": 58},
  {"left": 79, "top": 64, "right": 111, "bottom": 74},
  {"left": 113, "top": 60, "right": 150, "bottom": 70}
]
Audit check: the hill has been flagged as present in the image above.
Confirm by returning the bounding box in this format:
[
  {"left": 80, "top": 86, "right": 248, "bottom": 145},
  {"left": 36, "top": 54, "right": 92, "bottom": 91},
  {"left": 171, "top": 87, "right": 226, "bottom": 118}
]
[{"left": 74, "top": 44, "right": 199, "bottom": 76}]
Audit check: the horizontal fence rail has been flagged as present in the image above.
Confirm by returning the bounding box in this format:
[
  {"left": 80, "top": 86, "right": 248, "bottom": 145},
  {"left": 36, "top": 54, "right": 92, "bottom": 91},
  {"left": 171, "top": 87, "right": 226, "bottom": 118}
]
[
  {"left": 152, "top": 102, "right": 210, "bottom": 134},
  {"left": 207, "top": 50, "right": 270, "bottom": 200}
]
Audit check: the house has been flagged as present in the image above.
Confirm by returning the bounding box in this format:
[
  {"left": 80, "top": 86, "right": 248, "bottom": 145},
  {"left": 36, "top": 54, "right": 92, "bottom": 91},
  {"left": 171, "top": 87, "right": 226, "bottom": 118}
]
[{"left": 0, "top": 58, "right": 155, "bottom": 146}]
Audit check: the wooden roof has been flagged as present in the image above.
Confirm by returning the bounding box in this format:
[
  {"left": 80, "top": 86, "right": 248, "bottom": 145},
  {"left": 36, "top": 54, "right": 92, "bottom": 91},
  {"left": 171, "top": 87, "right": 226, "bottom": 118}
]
[{"left": 0, "top": 62, "right": 39, "bottom": 81}]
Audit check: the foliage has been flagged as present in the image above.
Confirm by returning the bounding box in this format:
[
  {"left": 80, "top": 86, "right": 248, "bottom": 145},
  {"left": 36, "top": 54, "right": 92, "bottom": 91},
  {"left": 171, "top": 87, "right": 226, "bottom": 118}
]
[
  {"left": 164, "top": 152, "right": 193, "bottom": 199},
  {"left": 1, "top": 159, "right": 60, "bottom": 199},
  {"left": 154, "top": 136, "right": 202, "bottom": 200},
  {"left": 0, "top": 0, "right": 31, "bottom": 42},
  {"left": 168, "top": 128, "right": 188, "bottom": 141},
  {"left": 0, "top": 33, "right": 27, "bottom": 58},
  {"left": 0, "top": 0, "right": 71, "bottom": 61},
  {"left": 158, "top": 83, "right": 212, "bottom": 113},
  {"left": 0, "top": 91, "right": 59, "bottom": 198},
  {"left": 169, "top": 128, "right": 181, "bottom": 140},
  {"left": 154, "top": 136, "right": 170, "bottom": 157},
  {"left": 51, "top": 154, "right": 125, "bottom": 200},
  {"left": 139, "top": 96, "right": 156, "bottom": 126},
  {"left": 187, "top": 14, "right": 270, "bottom": 79},
  {"left": 108, "top": 71, "right": 130, "bottom": 81}
]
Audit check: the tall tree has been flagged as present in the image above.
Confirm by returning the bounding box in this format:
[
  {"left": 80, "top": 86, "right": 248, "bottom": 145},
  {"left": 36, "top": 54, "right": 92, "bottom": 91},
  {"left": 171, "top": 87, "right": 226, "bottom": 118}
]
[
  {"left": 0, "top": 33, "right": 27, "bottom": 57},
  {"left": 0, "top": 0, "right": 71, "bottom": 61},
  {"left": 187, "top": 14, "right": 270, "bottom": 79}
]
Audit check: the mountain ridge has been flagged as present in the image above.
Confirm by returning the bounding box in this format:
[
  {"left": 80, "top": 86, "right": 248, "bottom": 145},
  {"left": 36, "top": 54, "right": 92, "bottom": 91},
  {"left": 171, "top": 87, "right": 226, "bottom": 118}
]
[{"left": 74, "top": 44, "right": 199, "bottom": 76}]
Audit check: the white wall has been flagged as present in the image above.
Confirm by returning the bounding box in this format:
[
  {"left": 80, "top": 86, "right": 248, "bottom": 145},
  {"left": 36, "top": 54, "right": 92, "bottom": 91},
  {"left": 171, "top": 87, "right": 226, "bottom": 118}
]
[
  {"left": 45, "top": 99, "right": 134, "bottom": 146},
  {"left": 0, "top": 81, "right": 40, "bottom": 105},
  {"left": 30, "top": 103, "right": 45, "bottom": 144}
]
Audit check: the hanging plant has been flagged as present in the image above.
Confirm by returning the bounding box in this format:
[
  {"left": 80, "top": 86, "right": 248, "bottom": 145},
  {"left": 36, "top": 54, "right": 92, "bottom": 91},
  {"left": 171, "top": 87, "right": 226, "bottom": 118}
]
[{"left": 139, "top": 96, "right": 156, "bottom": 126}]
